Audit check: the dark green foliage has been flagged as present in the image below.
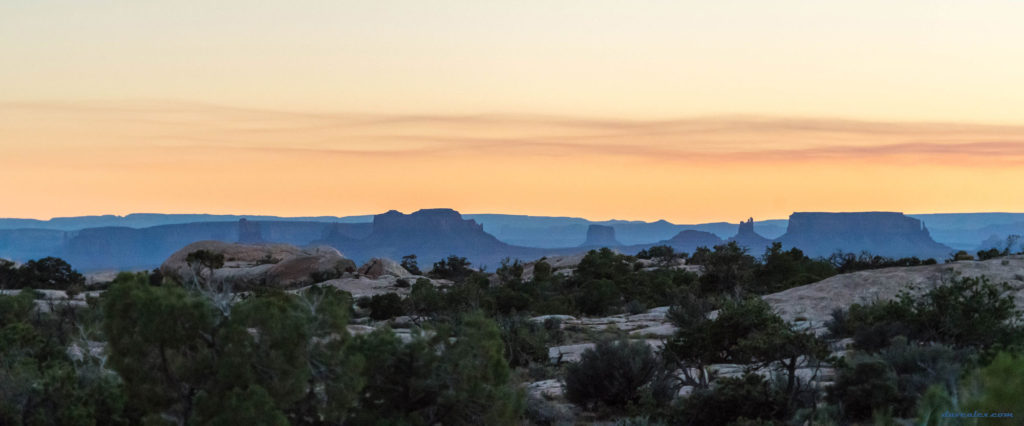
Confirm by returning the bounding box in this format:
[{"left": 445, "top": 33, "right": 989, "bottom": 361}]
[
  {"left": 0, "top": 256, "right": 86, "bottom": 290},
  {"left": 496, "top": 258, "right": 525, "bottom": 284},
  {"left": 406, "top": 277, "right": 445, "bottom": 318},
  {"left": 102, "top": 274, "right": 220, "bottom": 422},
  {"left": 874, "top": 338, "right": 965, "bottom": 417},
  {"left": 673, "top": 374, "right": 787, "bottom": 426},
  {"left": 352, "top": 313, "right": 523, "bottom": 425},
  {"left": 565, "top": 339, "right": 661, "bottom": 410},
  {"left": 576, "top": 278, "right": 620, "bottom": 315},
  {"left": 637, "top": 245, "right": 685, "bottom": 265},
  {"left": 826, "top": 359, "right": 899, "bottom": 420},
  {"left": 666, "top": 297, "right": 828, "bottom": 395},
  {"left": 532, "top": 260, "right": 553, "bottom": 281},
  {"left": 429, "top": 255, "right": 474, "bottom": 281},
  {"left": 0, "top": 258, "right": 18, "bottom": 289},
  {"left": 976, "top": 247, "right": 1002, "bottom": 260},
  {"left": 960, "top": 352, "right": 1024, "bottom": 416},
  {"left": 194, "top": 385, "right": 289, "bottom": 426},
  {"left": 828, "top": 276, "right": 1023, "bottom": 352},
  {"left": 368, "top": 292, "right": 406, "bottom": 320},
  {"left": 948, "top": 250, "right": 975, "bottom": 262},
  {"left": 401, "top": 254, "right": 422, "bottom": 275},
  {"left": 561, "top": 248, "right": 697, "bottom": 315},
  {"left": 185, "top": 249, "right": 225, "bottom": 270},
  {"left": 102, "top": 274, "right": 364, "bottom": 424},
  {"left": 828, "top": 251, "right": 937, "bottom": 273},
  {"left": 690, "top": 242, "right": 758, "bottom": 296},
  {"left": 0, "top": 289, "right": 127, "bottom": 426},
  {"left": 754, "top": 243, "right": 835, "bottom": 293},
  {"left": 497, "top": 315, "right": 555, "bottom": 367}
]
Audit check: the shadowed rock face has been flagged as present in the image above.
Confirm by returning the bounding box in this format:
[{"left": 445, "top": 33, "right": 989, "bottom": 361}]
[
  {"left": 728, "top": 217, "right": 772, "bottom": 254},
  {"left": 661, "top": 230, "right": 724, "bottom": 253},
  {"left": 237, "top": 218, "right": 263, "bottom": 244},
  {"left": 776, "top": 212, "right": 952, "bottom": 258},
  {"left": 581, "top": 225, "right": 620, "bottom": 247}
]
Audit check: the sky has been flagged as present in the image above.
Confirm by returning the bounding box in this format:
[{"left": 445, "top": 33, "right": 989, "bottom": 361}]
[{"left": 2, "top": 1, "right": 1024, "bottom": 223}]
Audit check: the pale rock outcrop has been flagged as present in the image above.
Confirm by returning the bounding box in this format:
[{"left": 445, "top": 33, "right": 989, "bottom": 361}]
[
  {"left": 160, "top": 241, "right": 356, "bottom": 290},
  {"left": 763, "top": 255, "right": 1024, "bottom": 334},
  {"left": 357, "top": 258, "right": 411, "bottom": 279}
]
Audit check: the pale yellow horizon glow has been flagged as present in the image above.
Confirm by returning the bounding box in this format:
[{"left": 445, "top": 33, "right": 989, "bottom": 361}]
[{"left": 2, "top": 2, "right": 1024, "bottom": 222}]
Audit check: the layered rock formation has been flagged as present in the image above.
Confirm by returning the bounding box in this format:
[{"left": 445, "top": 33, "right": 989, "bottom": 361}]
[
  {"left": 580, "top": 225, "right": 620, "bottom": 247},
  {"left": 160, "top": 241, "right": 356, "bottom": 290},
  {"left": 728, "top": 218, "right": 772, "bottom": 254},
  {"left": 776, "top": 212, "right": 952, "bottom": 259}
]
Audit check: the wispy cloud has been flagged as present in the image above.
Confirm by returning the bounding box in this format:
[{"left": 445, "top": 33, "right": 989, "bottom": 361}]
[{"left": 3, "top": 101, "right": 1024, "bottom": 165}]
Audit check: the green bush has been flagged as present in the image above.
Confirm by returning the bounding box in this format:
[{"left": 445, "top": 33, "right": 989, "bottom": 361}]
[
  {"left": 564, "top": 339, "right": 661, "bottom": 410},
  {"left": 496, "top": 315, "right": 552, "bottom": 367},
  {"left": 672, "top": 373, "right": 787, "bottom": 426},
  {"left": 960, "top": 351, "right": 1024, "bottom": 416},
  {"left": 428, "top": 255, "right": 473, "bottom": 281},
  {"left": 367, "top": 292, "right": 405, "bottom": 320},
  {"left": 827, "top": 276, "right": 1023, "bottom": 352},
  {"left": 1, "top": 257, "right": 86, "bottom": 290},
  {"left": 826, "top": 359, "right": 899, "bottom": 421}
]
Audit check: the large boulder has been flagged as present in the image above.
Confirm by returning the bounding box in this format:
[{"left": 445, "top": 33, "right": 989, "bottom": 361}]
[
  {"left": 357, "top": 258, "right": 411, "bottom": 279},
  {"left": 160, "top": 241, "right": 356, "bottom": 290}
]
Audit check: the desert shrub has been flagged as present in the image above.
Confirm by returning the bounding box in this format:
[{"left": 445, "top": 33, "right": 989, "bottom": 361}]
[
  {"left": 575, "top": 278, "right": 620, "bottom": 316},
  {"left": 637, "top": 245, "right": 684, "bottom": 265},
  {"left": 394, "top": 278, "right": 411, "bottom": 288},
  {"left": 873, "top": 338, "right": 965, "bottom": 417},
  {"left": 828, "top": 251, "right": 937, "bottom": 273},
  {"left": 947, "top": 250, "right": 975, "bottom": 262},
  {"left": 625, "top": 300, "right": 647, "bottom": 315},
  {"left": 976, "top": 248, "right": 1003, "bottom": 261},
  {"left": 828, "top": 276, "right": 1022, "bottom": 353},
  {"left": 405, "top": 278, "right": 444, "bottom": 319},
  {"left": 496, "top": 315, "right": 552, "bottom": 367},
  {"left": 826, "top": 359, "right": 899, "bottom": 421},
  {"left": 960, "top": 351, "right": 1024, "bottom": 417},
  {"left": 665, "top": 296, "right": 828, "bottom": 399},
  {"left": 367, "top": 292, "right": 405, "bottom": 320},
  {"left": 428, "top": 255, "right": 473, "bottom": 281},
  {"left": 692, "top": 242, "right": 758, "bottom": 296},
  {"left": 350, "top": 313, "right": 523, "bottom": 425},
  {"left": 672, "top": 373, "right": 787, "bottom": 426},
  {"left": 400, "top": 254, "right": 422, "bottom": 275},
  {"left": 754, "top": 243, "right": 836, "bottom": 293},
  {"left": 4, "top": 257, "right": 85, "bottom": 290},
  {"left": 564, "top": 339, "right": 661, "bottom": 410}
]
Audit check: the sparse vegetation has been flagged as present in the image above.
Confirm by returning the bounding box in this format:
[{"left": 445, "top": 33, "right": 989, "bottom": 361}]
[{"left": 2, "top": 247, "right": 1022, "bottom": 425}]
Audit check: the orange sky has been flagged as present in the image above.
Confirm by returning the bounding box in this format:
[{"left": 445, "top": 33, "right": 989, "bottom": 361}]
[{"left": 2, "top": 2, "right": 1024, "bottom": 222}]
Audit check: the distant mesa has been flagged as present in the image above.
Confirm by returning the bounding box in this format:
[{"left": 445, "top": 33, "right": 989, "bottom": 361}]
[
  {"left": 776, "top": 212, "right": 952, "bottom": 258},
  {"left": 237, "top": 218, "right": 263, "bottom": 244},
  {"left": 658, "top": 230, "right": 724, "bottom": 254},
  {"left": 318, "top": 208, "right": 542, "bottom": 266},
  {"left": 0, "top": 208, "right": 975, "bottom": 272},
  {"left": 728, "top": 217, "right": 772, "bottom": 253},
  {"left": 580, "top": 225, "right": 620, "bottom": 247}
]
